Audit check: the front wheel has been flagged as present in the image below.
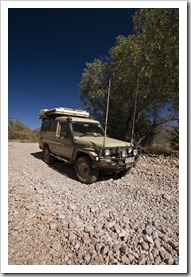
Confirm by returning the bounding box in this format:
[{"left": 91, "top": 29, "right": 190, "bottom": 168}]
[{"left": 75, "top": 156, "right": 99, "bottom": 184}]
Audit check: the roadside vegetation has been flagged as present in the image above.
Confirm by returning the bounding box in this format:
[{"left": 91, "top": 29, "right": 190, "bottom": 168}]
[{"left": 8, "top": 116, "right": 40, "bottom": 142}]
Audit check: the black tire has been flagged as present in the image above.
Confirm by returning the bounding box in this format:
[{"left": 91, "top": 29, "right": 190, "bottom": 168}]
[
  {"left": 43, "top": 145, "right": 55, "bottom": 164},
  {"left": 75, "top": 156, "right": 99, "bottom": 184}
]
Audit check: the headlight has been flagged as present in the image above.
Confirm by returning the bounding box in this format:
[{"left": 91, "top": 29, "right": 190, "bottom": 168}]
[
  {"left": 121, "top": 150, "right": 127, "bottom": 158},
  {"left": 133, "top": 148, "right": 138, "bottom": 156},
  {"left": 128, "top": 147, "right": 133, "bottom": 154},
  {"left": 104, "top": 149, "right": 111, "bottom": 156}
]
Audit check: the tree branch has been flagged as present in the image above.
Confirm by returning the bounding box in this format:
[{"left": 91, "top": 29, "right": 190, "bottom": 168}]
[{"left": 138, "top": 115, "right": 178, "bottom": 145}]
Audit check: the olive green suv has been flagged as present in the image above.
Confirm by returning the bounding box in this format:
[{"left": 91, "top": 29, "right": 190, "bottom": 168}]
[{"left": 39, "top": 108, "right": 140, "bottom": 184}]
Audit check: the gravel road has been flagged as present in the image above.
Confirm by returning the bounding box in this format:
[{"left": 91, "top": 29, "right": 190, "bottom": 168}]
[{"left": 8, "top": 142, "right": 179, "bottom": 265}]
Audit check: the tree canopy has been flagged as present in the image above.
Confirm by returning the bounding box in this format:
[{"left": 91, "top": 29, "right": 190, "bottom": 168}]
[{"left": 80, "top": 8, "right": 179, "bottom": 146}]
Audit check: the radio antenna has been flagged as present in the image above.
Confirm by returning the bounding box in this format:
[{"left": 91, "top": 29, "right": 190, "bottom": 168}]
[
  {"left": 103, "top": 77, "right": 111, "bottom": 148},
  {"left": 131, "top": 73, "right": 139, "bottom": 145}
]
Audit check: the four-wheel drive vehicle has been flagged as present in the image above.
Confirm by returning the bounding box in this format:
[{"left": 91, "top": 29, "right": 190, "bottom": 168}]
[{"left": 39, "top": 107, "right": 140, "bottom": 184}]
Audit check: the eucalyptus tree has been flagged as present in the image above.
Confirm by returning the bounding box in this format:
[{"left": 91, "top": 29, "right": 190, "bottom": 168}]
[
  {"left": 132, "top": 8, "right": 179, "bottom": 143},
  {"left": 80, "top": 8, "right": 179, "bottom": 145},
  {"left": 80, "top": 59, "right": 110, "bottom": 124}
]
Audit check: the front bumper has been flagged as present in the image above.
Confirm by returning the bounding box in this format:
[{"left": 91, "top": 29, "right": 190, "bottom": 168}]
[{"left": 93, "top": 156, "right": 138, "bottom": 170}]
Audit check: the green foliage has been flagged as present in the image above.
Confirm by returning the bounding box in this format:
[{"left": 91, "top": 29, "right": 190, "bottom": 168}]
[
  {"left": 8, "top": 116, "right": 40, "bottom": 142},
  {"left": 80, "top": 59, "right": 110, "bottom": 124},
  {"left": 80, "top": 8, "right": 179, "bottom": 151},
  {"left": 133, "top": 8, "right": 179, "bottom": 114}
]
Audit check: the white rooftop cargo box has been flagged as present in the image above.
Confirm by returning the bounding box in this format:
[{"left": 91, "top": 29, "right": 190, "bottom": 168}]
[{"left": 38, "top": 107, "right": 90, "bottom": 119}]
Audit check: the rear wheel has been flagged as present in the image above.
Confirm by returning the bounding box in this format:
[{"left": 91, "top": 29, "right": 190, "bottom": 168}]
[
  {"left": 75, "top": 156, "right": 99, "bottom": 184},
  {"left": 43, "top": 146, "right": 55, "bottom": 164}
]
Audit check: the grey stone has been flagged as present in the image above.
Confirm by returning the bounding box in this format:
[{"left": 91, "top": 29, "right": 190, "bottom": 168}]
[
  {"left": 14, "top": 221, "right": 24, "bottom": 231},
  {"left": 107, "top": 240, "right": 114, "bottom": 248},
  {"left": 99, "top": 209, "right": 110, "bottom": 218},
  {"left": 144, "top": 225, "right": 153, "bottom": 235},
  {"left": 74, "top": 242, "right": 80, "bottom": 250},
  {"left": 141, "top": 241, "right": 149, "bottom": 250},
  {"left": 69, "top": 233, "right": 76, "bottom": 241},
  {"left": 152, "top": 230, "right": 159, "bottom": 239},
  {"left": 83, "top": 238, "right": 91, "bottom": 245},
  {"left": 155, "top": 255, "right": 161, "bottom": 265},
  {"left": 112, "top": 243, "right": 121, "bottom": 253},
  {"left": 28, "top": 213, "right": 36, "bottom": 219},
  {"left": 159, "top": 248, "right": 166, "bottom": 259},
  {"left": 84, "top": 224, "right": 94, "bottom": 233},
  {"left": 77, "top": 250, "right": 84, "bottom": 260},
  {"left": 154, "top": 238, "right": 161, "bottom": 249},
  {"left": 168, "top": 240, "right": 178, "bottom": 250},
  {"left": 119, "top": 245, "right": 127, "bottom": 254},
  {"left": 121, "top": 216, "right": 129, "bottom": 224},
  {"left": 68, "top": 203, "right": 77, "bottom": 211},
  {"left": 95, "top": 242, "right": 103, "bottom": 253},
  {"left": 74, "top": 220, "right": 84, "bottom": 229},
  {"left": 144, "top": 234, "right": 154, "bottom": 245},
  {"left": 138, "top": 256, "right": 146, "bottom": 265},
  {"left": 101, "top": 245, "right": 109, "bottom": 256},
  {"left": 108, "top": 220, "right": 116, "bottom": 228},
  {"left": 130, "top": 251, "right": 139, "bottom": 259},
  {"left": 161, "top": 234, "right": 169, "bottom": 242},
  {"left": 174, "top": 258, "right": 179, "bottom": 265},
  {"left": 121, "top": 255, "right": 130, "bottom": 264},
  {"left": 49, "top": 223, "right": 57, "bottom": 230},
  {"left": 51, "top": 241, "right": 62, "bottom": 252},
  {"left": 164, "top": 253, "right": 174, "bottom": 265},
  {"left": 114, "top": 224, "right": 121, "bottom": 233},
  {"left": 84, "top": 253, "right": 91, "bottom": 263},
  {"left": 94, "top": 223, "right": 103, "bottom": 232},
  {"left": 162, "top": 194, "right": 171, "bottom": 201},
  {"left": 118, "top": 230, "right": 126, "bottom": 238},
  {"left": 127, "top": 253, "right": 135, "bottom": 262},
  {"left": 57, "top": 213, "right": 66, "bottom": 220},
  {"left": 68, "top": 220, "right": 75, "bottom": 229}
]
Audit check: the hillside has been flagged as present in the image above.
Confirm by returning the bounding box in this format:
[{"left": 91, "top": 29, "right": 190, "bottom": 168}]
[{"left": 8, "top": 117, "right": 40, "bottom": 142}]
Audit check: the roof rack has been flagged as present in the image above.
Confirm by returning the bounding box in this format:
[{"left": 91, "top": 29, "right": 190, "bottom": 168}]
[{"left": 38, "top": 107, "right": 90, "bottom": 119}]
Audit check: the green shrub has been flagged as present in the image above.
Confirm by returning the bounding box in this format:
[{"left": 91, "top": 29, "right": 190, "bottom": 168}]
[{"left": 8, "top": 116, "right": 40, "bottom": 142}]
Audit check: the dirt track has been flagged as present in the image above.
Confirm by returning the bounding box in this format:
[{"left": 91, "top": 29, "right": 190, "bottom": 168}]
[{"left": 8, "top": 142, "right": 179, "bottom": 265}]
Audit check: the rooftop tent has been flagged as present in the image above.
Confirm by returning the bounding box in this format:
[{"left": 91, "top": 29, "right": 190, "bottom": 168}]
[{"left": 38, "top": 107, "right": 90, "bottom": 119}]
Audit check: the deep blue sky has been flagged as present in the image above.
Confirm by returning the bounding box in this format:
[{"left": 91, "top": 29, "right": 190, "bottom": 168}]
[{"left": 8, "top": 8, "right": 137, "bottom": 129}]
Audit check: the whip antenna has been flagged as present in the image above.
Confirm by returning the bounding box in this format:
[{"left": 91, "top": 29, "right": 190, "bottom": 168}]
[
  {"left": 131, "top": 73, "right": 139, "bottom": 145},
  {"left": 103, "top": 77, "right": 111, "bottom": 148}
]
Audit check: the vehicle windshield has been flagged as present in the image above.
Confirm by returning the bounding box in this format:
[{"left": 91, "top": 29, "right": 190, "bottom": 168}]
[{"left": 72, "top": 121, "right": 105, "bottom": 137}]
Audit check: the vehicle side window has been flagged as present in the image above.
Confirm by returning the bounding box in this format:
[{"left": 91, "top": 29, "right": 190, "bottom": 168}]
[
  {"left": 49, "top": 121, "right": 57, "bottom": 133},
  {"left": 60, "top": 122, "right": 71, "bottom": 137},
  {"left": 41, "top": 121, "right": 49, "bottom": 131}
]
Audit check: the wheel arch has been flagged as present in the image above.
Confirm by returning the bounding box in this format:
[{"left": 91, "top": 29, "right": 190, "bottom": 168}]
[
  {"left": 74, "top": 150, "right": 97, "bottom": 163},
  {"left": 42, "top": 142, "right": 49, "bottom": 150}
]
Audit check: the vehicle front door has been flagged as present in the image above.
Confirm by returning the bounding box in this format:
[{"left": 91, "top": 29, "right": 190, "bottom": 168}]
[{"left": 57, "top": 122, "right": 74, "bottom": 160}]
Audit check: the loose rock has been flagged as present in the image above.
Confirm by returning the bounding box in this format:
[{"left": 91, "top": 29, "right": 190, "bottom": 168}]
[{"left": 8, "top": 142, "right": 179, "bottom": 265}]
